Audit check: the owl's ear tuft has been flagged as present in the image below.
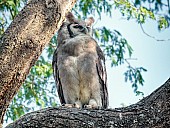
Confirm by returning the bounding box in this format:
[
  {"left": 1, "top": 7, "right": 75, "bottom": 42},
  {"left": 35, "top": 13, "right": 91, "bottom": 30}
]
[
  {"left": 66, "top": 12, "right": 76, "bottom": 23},
  {"left": 85, "top": 17, "right": 95, "bottom": 26}
]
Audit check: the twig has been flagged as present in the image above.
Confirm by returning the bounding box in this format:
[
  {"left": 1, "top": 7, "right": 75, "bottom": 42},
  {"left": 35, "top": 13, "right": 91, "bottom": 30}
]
[
  {"left": 140, "top": 23, "right": 170, "bottom": 42},
  {"left": 93, "top": 18, "right": 100, "bottom": 27},
  {"left": 167, "top": 0, "right": 170, "bottom": 14},
  {"left": 124, "top": 58, "right": 136, "bottom": 70}
]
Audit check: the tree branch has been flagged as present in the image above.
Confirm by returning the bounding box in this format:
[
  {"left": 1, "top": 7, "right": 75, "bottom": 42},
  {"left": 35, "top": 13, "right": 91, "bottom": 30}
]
[
  {"left": 6, "top": 78, "right": 170, "bottom": 128},
  {"left": 140, "top": 23, "right": 170, "bottom": 41}
]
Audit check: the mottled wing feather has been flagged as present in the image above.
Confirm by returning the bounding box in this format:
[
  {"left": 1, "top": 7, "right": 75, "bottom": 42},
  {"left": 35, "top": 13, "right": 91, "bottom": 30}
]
[
  {"left": 52, "top": 49, "right": 66, "bottom": 105},
  {"left": 96, "top": 44, "right": 109, "bottom": 108}
]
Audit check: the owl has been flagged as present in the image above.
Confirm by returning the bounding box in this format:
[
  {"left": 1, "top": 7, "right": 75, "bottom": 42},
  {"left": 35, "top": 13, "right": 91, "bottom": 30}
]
[{"left": 52, "top": 12, "right": 108, "bottom": 108}]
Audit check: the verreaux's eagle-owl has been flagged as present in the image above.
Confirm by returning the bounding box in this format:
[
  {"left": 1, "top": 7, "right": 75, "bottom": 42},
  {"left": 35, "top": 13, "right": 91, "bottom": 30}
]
[{"left": 52, "top": 12, "right": 108, "bottom": 108}]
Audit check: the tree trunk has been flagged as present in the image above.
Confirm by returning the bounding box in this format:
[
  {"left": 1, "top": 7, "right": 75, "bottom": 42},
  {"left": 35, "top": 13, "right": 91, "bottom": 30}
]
[
  {"left": 5, "top": 78, "right": 170, "bottom": 128},
  {"left": 0, "top": 0, "right": 76, "bottom": 127}
]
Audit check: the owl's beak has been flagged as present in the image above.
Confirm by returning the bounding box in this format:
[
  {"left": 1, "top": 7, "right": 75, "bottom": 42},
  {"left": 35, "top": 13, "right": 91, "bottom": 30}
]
[{"left": 80, "top": 27, "right": 88, "bottom": 34}]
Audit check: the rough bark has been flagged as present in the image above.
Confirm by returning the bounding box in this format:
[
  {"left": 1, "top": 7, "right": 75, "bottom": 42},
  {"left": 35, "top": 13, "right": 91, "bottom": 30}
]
[
  {"left": 0, "top": 0, "right": 76, "bottom": 127},
  {"left": 5, "top": 78, "right": 170, "bottom": 128}
]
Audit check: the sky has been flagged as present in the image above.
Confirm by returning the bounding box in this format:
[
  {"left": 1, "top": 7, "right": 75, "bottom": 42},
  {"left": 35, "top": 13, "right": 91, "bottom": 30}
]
[{"left": 95, "top": 10, "right": 170, "bottom": 108}]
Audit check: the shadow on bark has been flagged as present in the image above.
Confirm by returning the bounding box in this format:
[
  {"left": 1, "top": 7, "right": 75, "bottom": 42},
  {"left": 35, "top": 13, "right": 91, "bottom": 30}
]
[{"left": 6, "top": 78, "right": 170, "bottom": 128}]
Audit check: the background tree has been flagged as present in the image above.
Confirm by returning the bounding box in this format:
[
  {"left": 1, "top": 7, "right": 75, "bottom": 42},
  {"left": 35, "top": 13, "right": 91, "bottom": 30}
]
[{"left": 0, "top": 0, "right": 169, "bottom": 126}]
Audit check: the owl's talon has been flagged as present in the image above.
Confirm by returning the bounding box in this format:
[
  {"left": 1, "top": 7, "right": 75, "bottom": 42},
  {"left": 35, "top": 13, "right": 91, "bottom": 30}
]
[
  {"left": 63, "top": 104, "right": 74, "bottom": 108},
  {"left": 84, "top": 104, "right": 99, "bottom": 109},
  {"left": 62, "top": 103, "right": 81, "bottom": 108},
  {"left": 73, "top": 103, "right": 80, "bottom": 108},
  {"left": 84, "top": 105, "right": 92, "bottom": 109}
]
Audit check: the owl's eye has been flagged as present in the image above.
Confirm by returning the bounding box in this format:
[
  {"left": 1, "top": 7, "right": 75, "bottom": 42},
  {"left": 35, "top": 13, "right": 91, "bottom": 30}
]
[{"left": 73, "top": 25, "right": 84, "bottom": 29}]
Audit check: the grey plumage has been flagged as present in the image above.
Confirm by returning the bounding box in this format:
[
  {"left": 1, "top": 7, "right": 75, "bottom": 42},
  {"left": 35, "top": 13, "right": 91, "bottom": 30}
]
[{"left": 52, "top": 12, "right": 108, "bottom": 108}]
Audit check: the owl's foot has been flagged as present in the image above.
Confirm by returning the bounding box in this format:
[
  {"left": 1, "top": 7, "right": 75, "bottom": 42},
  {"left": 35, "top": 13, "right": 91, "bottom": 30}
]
[
  {"left": 84, "top": 99, "right": 101, "bottom": 109},
  {"left": 62, "top": 104, "right": 74, "bottom": 108},
  {"left": 62, "top": 103, "right": 81, "bottom": 108},
  {"left": 84, "top": 104, "right": 100, "bottom": 109},
  {"left": 74, "top": 101, "right": 82, "bottom": 108},
  {"left": 73, "top": 103, "right": 81, "bottom": 108}
]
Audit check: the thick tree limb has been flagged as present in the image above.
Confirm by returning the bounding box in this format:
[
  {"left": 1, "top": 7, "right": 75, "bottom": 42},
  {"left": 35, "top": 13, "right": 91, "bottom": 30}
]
[
  {"left": 6, "top": 78, "right": 170, "bottom": 128},
  {"left": 0, "top": 0, "right": 76, "bottom": 126}
]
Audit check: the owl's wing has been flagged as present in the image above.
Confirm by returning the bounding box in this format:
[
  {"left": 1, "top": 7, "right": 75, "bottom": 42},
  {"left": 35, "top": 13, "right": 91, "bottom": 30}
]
[
  {"left": 52, "top": 49, "right": 66, "bottom": 105},
  {"left": 96, "top": 43, "right": 109, "bottom": 108}
]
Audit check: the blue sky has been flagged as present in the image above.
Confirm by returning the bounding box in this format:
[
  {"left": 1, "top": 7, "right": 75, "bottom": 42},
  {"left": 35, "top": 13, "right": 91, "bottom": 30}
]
[{"left": 95, "top": 10, "right": 170, "bottom": 108}]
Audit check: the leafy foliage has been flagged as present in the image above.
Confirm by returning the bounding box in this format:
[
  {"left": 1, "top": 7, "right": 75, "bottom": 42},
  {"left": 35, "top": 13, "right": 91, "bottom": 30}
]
[
  {"left": 114, "top": 0, "right": 156, "bottom": 22},
  {"left": 74, "top": 0, "right": 112, "bottom": 18},
  {"left": 114, "top": 0, "right": 169, "bottom": 30},
  {"left": 1, "top": 0, "right": 169, "bottom": 123},
  {"left": 94, "top": 27, "right": 133, "bottom": 66},
  {"left": 124, "top": 65, "right": 147, "bottom": 96},
  {"left": 0, "top": 0, "right": 27, "bottom": 36}
]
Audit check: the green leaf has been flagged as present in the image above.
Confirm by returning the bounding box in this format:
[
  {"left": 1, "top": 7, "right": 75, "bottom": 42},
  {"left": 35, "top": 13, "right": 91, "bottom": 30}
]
[
  {"left": 126, "top": 43, "right": 133, "bottom": 57},
  {"left": 94, "top": 30, "right": 100, "bottom": 39},
  {"left": 6, "top": 0, "right": 15, "bottom": 6},
  {"left": 136, "top": 91, "right": 144, "bottom": 96},
  {"left": 158, "top": 17, "right": 169, "bottom": 30}
]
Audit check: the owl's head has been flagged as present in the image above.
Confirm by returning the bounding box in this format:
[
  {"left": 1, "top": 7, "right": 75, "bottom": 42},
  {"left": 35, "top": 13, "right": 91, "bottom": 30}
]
[{"left": 57, "top": 12, "right": 95, "bottom": 43}]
